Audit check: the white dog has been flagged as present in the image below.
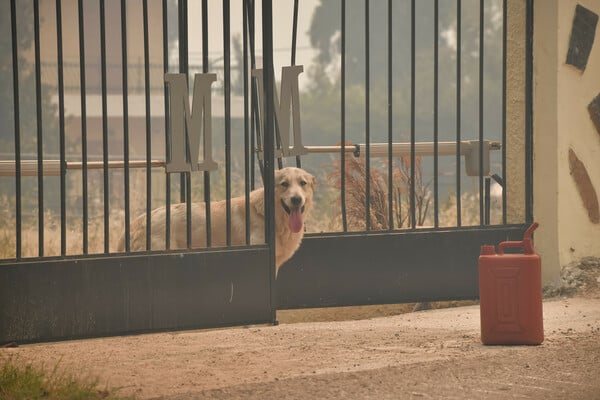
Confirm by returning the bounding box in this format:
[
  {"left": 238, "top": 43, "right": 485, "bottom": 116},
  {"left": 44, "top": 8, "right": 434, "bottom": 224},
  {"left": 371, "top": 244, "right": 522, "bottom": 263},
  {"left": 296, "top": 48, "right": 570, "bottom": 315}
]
[{"left": 120, "top": 167, "right": 316, "bottom": 274}]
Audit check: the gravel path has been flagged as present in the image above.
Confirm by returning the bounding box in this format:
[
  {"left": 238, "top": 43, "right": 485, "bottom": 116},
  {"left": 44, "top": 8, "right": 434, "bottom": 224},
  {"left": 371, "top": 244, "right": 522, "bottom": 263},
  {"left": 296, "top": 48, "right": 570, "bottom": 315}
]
[{"left": 4, "top": 295, "right": 599, "bottom": 399}]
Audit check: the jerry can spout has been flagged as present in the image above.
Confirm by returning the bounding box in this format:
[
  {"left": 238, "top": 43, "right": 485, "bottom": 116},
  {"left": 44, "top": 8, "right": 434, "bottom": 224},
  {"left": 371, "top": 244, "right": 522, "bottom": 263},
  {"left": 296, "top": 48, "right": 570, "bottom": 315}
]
[
  {"left": 498, "top": 222, "right": 539, "bottom": 255},
  {"left": 522, "top": 222, "right": 539, "bottom": 254},
  {"left": 523, "top": 222, "right": 539, "bottom": 240}
]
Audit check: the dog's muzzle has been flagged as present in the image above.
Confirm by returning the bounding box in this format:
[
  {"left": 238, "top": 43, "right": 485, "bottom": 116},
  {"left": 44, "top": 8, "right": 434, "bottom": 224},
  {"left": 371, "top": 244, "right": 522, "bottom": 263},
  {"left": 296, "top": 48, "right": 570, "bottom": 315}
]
[
  {"left": 281, "top": 199, "right": 305, "bottom": 233},
  {"left": 280, "top": 199, "right": 305, "bottom": 215}
]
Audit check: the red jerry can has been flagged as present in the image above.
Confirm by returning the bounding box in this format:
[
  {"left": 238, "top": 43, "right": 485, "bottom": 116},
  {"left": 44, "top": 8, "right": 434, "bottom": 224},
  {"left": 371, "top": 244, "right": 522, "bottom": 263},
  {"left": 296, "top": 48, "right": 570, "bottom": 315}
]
[{"left": 478, "top": 222, "right": 544, "bottom": 345}]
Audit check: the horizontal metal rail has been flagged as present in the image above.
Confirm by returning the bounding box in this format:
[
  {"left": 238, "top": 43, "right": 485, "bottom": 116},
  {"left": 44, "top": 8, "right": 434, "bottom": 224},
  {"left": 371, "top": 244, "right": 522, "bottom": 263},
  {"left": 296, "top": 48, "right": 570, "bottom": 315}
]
[
  {"left": 288, "top": 140, "right": 500, "bottom": 177},
  {"left": 0, "top": 160, "right": 166, "bottom": 177},
  {"left": 1, "top": 140, "right": 499, "bottom": 177},
  {"left": 356, "top": 140, "right": 499, "bottom": 177},
  {"left": 306, "top": 140, "right": 500, "bottom": 156},
  {"left": 304, "top": 145, "right": 359, "bottom": 155}
]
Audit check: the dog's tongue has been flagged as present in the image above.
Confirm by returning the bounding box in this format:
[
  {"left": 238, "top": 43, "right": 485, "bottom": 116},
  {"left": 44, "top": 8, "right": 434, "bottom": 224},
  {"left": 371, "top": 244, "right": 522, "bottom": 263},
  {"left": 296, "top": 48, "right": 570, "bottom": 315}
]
[{"left": 289, "top": 208, "right": 303, "bottom": 233}]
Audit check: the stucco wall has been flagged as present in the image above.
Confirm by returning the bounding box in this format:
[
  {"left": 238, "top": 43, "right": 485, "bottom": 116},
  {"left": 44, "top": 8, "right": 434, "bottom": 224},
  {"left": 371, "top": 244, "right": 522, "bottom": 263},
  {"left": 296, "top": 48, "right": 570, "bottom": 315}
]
[
  {"left": 506, "top": 0, "right": 527, "bottom": 225},
  {"left": 533, "top": 0, "right": 600, "bottom": 283},
  {"left": 556, "top": 1, "right": 600, "bottom": 262}
]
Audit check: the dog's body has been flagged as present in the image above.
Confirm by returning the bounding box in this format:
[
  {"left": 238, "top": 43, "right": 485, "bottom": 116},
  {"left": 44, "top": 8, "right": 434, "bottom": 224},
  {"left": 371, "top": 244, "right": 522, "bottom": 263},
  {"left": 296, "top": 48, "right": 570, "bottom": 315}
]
[{"left": 120, "top": 167, "right": 316, "bottom": 273}]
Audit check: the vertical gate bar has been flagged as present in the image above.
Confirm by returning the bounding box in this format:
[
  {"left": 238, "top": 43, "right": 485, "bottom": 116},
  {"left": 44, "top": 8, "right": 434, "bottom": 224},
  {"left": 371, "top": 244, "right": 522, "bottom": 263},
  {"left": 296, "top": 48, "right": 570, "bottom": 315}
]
[
  {"left": 262, "top": 0, "right": 277, "bottom": 319},
  {"left": 223, "top": 0, "right": 232, "bottom": 245},
  {"left": 272, "top": 49, "right": 283, "bottom": 172},
  {"left": 501, "top": 0, "right": 507, "bottom": 225},
  {"left": 10, "top": 0, "right": 22, "bottom": 259},
  {"left": 525, "top": 0, "right": 533, "bottom": 223},
  {"left": 433, "top": 0, "right": 439, "bottom": 228},
  {"left": 177, "top": 1, "right": 185, "bottom": 208},
  {"left": 251, "top": 94, "right": 258, "bottom": 188},
  {"left": 251, "top": 106, "right": 257, "bottom": 188},
  {"left": 410, "top": 0, "right": 416, "bottom": 229},
  {"left": 485, "top": 176, "right": 491, "bottom": 224},
  {"left": 56, "top": 0, "right": 67, "bottom": 256},
  {"left": 248, "top": 0, "right": 263, "bottom": 183},
  {"left": 78, "top": 0, "right": 89, "bottom": 254},
  {"left": 249, "top": 0, "right": 256, "bottom": 190},
  {"left": 121, "top": 0, "right": 131, "bottom": 252},
  {"left": 163, "top": 0, "right": 171, "bottom": 249},
  {"left": 178, "top": 0, "right": 191, "bottom": 248},
  {"left": 387, "top": 0, "right": 393, "bottom": 230},
  {"left": 143, "top": 0, "right": 152, "bottom": 250},
  {"left": 201, "top": 0, "right": 212, "bottom": 247},
  {"left": 34, "top": 0, "right": 45, "bottom": 256},
  {"left": 100, "top": 0, "right": 110, "bottom": 253},
  {"left": 274, "top": 100, "right": 283, "bottom": 170},
  {"left": 478, "top": 0, "right": 485, "bottom": 226},
  {"left": 290, "top": 0, "right": 298, "bottom": 66},
  {"left": 291, "top": 0, "right": 301, "bottom": 168},
  {"left": 186, "top": 172, "right": 192, "bottom": 248},
  {"left": 364, "top": 0, "right": 371, "bottom": 231},
  {"left": 455, "top": 0, "right": 462, "bottom": 227},
  {"left": 243, "top": 0, "right": 251, "bottom": 244},
  {"left": 340, "top": 0, "right": 347, "bottom": 232}
]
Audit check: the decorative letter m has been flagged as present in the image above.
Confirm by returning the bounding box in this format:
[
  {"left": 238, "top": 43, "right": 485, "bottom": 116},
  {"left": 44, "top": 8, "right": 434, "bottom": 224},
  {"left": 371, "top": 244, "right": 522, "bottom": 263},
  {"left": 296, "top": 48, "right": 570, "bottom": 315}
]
[{"left": 164, "top": 73, "right": 218, "bottom": 173}]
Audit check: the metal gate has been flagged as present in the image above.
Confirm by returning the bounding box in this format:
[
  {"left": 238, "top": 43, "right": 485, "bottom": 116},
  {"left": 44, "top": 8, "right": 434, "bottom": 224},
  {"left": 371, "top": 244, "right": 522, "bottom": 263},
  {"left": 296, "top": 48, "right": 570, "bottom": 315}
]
[{"left": 0, "top": 0, "right": 533, "bottom": 343}]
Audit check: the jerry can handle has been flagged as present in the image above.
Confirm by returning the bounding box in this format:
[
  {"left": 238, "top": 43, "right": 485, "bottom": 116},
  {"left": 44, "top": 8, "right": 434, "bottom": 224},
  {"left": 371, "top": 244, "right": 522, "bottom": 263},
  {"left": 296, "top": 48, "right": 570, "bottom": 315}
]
[{"left": 497, "top": 222, "right": 539, "bottom": 255}]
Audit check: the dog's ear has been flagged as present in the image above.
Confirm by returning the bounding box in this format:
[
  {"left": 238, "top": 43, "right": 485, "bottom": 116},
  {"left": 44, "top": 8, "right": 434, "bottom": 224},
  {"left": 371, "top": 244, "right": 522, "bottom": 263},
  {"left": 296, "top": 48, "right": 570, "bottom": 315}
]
[{"left": 309, "top": 173, "right": 317, "bottom": 190}]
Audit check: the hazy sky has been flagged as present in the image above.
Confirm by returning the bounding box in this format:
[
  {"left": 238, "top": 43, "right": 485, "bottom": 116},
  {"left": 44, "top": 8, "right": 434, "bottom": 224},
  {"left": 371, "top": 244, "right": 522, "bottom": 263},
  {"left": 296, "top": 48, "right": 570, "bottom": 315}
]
[{"left": 185, "top": 0, "right": 319, "bottom": 88}]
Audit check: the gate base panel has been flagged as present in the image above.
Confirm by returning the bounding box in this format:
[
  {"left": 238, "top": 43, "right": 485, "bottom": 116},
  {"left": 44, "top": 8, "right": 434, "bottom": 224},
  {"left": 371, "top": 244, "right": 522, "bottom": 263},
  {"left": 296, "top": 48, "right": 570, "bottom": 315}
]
[
  {"left": 277, "top": 225, "right": 529, "bottom": 309},
  {"left": 0, "top": 248, "right": 272, "bottom": 344}
]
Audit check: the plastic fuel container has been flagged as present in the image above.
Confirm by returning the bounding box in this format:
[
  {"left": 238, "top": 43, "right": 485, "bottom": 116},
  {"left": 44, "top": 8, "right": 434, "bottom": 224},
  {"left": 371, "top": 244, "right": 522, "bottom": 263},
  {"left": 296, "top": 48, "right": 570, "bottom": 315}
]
[{"left": 478, "top": 223, "right": 544, "bottom": 345}]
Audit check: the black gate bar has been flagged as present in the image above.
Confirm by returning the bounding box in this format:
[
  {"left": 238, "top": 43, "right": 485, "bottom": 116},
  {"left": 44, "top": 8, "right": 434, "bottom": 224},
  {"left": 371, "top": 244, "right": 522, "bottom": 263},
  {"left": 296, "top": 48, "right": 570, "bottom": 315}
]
[
  {"left": 410, "top": 0, "right": 416, "bottom": 230},
  {"left": 502, "top": 0, "right": 508, "bottom": 225},
  {"left": 224, "top": 0, "right": 232, "bottom": 246},
  {"left": 364, "top": 0, "right": 371, "bottom": 231},
  {"left": 456, "top": 0, "right": 462, "bottom": 227},
  {"left": 10, "top": 0, "right": 22, "bottom": 259},
  {"left": 162, "top": 0, "right": 171, "bottom": 250},
  {"left": 525, "top": 0, "right": 534, "bottom": 223},
  {"left": 262, "top": 0, "right": 277, "bottom": 320},
  {"left": 183, "top": 0, "right": 193, "bottom": 249},
  {"left": 243, "top": 0, "right": 251, "bottom": 245},
  {"left": 56, "top": 0, "right": 67, "bottom": 256},
  {"left": 34, "top": 0, "right": 44, "bottom": 256},
  {"left": 478, "top": 0, "right": 485, "bottom": 226},
  {"left": 121, "top": 0, "right": 131, "bottom": 252},
  {"left": 143, "top": 0, "right": 152, "bottom": 251},
  {"left": 77, "top": 0, "right": 90, "bottom": 255},
  {"left": 340, "top": 0, "right": 348, "bottom": 231},
  {"left": 201, "top": 0, "right": 212, "bottom": 248},
  {"left": 100, "top": 0, "right": 110, "bottom": 254},
  {"left": 387, "top": 0, "right": 394, "bottom": 230},
  {"left": 433, "top": 0, "right": 439, "bottom": 228}
]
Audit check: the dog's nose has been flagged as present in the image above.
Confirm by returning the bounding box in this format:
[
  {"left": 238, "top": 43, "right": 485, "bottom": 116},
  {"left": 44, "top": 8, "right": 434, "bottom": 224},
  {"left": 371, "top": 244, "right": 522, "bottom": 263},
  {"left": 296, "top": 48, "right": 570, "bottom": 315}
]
[{"left": 290, "top": 196, "right": 302, "bottom": 206}]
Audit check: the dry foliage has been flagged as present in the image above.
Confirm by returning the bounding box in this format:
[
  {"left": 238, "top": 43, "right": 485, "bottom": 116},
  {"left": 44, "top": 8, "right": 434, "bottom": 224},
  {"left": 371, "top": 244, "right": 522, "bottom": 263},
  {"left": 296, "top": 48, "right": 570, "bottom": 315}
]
[{"left": 327, "top": 150, "right": 431, "bottom": 231}]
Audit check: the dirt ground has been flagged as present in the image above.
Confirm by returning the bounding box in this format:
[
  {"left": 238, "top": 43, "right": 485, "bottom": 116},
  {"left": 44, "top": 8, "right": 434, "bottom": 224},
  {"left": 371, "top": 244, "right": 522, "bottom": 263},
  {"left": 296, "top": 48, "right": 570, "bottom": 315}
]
[{"left": 3, "top": 258, "right": 600, "bottom": 400}]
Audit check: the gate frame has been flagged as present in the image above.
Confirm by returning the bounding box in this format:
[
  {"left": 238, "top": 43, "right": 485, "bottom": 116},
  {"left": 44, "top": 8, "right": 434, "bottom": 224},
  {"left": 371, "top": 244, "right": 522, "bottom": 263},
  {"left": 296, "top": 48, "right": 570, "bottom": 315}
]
[{"left": 0, "top": 0, "right": 534, "bottom": 344}]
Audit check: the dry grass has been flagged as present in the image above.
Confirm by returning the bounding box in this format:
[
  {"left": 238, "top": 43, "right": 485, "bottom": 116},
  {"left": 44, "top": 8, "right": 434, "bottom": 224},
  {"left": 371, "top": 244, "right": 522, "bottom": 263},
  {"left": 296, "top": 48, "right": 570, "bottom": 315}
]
[
  {"left": 326, "top": 151, "right": 432, "bottom": 231},
  {"left": 0, "top": 356, "right": 134, "bottom": 400}
]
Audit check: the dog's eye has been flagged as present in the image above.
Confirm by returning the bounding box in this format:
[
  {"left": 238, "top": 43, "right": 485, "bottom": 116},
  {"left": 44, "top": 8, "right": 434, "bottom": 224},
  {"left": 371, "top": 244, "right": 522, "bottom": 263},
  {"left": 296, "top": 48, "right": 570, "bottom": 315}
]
[
  {"left": 300, "top": 180, "right": 307, "bottom": 186},
  {"left": 281, "top": 181, "right": 289, "bottom": 188}
]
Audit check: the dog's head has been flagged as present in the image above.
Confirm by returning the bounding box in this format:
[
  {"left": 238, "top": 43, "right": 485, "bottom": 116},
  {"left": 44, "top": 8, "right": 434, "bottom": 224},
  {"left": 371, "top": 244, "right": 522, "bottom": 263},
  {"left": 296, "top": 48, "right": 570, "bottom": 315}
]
[{"left": 275, "top": 167, "right": 316, "bottom": 233}]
